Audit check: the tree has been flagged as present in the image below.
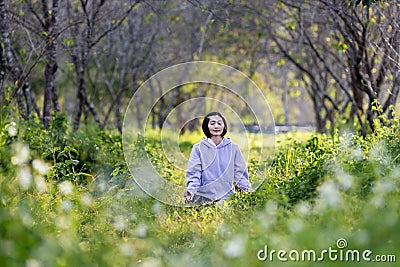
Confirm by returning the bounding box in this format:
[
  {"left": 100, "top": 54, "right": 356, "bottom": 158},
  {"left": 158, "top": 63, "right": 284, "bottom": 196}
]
[
  {"left": 237, "top": 0, "right": 399, "bottom": 134},
  {"left": 63, "top": 0, "right": 141, "bottom": 130},
  {"left": 321, "top": 0, "right": 399, "bottom": 132},
  {"left": 91, "top": 2, "right": 160, "bottom": 132},
  {"left": 0, "top": 0, "right": 40, "bottom": 119},
  {"left": 26, "top": 0, "right": 62, "bottom": 128}
]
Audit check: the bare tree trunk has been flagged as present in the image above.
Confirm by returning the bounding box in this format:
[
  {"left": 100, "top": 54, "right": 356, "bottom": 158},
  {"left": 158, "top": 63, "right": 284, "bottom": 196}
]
[
  {"left": 73, "top": 69, "right": 102, "bottom": 130},
  {"left": 0, "top": 87, "right": 3, "bottom": 107},
  {"left": 22, "top": 81, "right": 37, "bottom": 117},
  {"left": 0, "top": 41, "right": 5, "bottom": 104},
  {"left": 115, "top": 97, "right": 122, "bottom": 132},
  {"left": 1, "top": 0, "right": 25, "bottom": 118},
  {"left": 149, "top": 80, "right": 156, "bottom": 129},
  {"left": 1, "top": 0, "right": 41, "bottom": 119},
  {"left": 67, "top": 0, "right": 140, "bottom": 130},
  {"left": 135, "top": 93, "right": 143, "bottom": 129},
  {"left": 384, "top": 71, "right": 400, "bottom": 120},
  {"left": 281, "top": 71, "right": 289, "bottom": 125},
  {"left": 42, "top": 0, "right": 60, "bottom": 128},
  {"left": 73, "top": 71, "right": 85, "bottom": 131},
  {"left": 197, "top": 12, "right": 213, "bottom": 60},
  {"left": 314, "top": 103, "right": 325, "bottom": 133},
  {"left": 114, "top": 37, "right": 129, "bottom": 133}
]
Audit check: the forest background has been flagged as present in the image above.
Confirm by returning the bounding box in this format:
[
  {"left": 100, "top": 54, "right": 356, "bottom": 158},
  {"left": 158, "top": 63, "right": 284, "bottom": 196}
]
[{"left": 1, "top": 0, "right": 400, "bottom": 266}]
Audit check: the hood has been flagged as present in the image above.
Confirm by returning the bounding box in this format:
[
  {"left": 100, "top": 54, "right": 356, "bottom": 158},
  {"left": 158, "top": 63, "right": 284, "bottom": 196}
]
[{"left": 200, "top": 137, "right": 232, "bottom": 149}]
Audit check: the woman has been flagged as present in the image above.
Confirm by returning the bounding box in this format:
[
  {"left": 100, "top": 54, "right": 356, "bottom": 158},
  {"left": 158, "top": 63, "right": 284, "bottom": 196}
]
[{"left": 184, "top": 111, "right": 251, "bottom": 205}]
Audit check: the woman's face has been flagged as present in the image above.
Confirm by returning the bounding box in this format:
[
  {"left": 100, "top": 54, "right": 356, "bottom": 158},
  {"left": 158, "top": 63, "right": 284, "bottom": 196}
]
[{"left": 207, "top": 115, "right": 224, "bottom": 137}]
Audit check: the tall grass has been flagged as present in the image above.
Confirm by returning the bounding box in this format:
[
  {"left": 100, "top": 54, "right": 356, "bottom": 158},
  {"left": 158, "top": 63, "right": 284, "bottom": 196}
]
[{"left": 0, "top": 114, "right": 399, "bottom": 266}]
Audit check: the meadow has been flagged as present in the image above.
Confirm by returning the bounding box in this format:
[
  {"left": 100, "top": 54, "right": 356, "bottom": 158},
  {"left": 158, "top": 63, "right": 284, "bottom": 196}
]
[{"left": 0, "top": 113, "right": 399, "bottom": 266}]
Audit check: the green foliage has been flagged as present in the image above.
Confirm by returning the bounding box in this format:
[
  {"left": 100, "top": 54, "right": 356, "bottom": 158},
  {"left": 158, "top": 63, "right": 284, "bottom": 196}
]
[
  {"left": 266, "top": 134, "right": 337, "bottom": 205},
  {"left": 1, "top": 115, "right": 400, "bottom": 266}
]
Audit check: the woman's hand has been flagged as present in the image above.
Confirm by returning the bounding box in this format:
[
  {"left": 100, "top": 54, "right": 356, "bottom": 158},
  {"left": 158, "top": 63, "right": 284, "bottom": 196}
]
[{"left": 184, "top": 191, "right": 192, "bottom": 202}]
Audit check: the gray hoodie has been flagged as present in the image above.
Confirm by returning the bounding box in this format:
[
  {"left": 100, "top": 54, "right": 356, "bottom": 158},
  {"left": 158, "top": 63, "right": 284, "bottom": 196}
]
[{"left": 186, "top": 137, "right": 251, "bottom": 201}]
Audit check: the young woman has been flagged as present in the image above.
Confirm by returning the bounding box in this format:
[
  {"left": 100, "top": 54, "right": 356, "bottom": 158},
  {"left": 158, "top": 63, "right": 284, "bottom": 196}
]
[{"left": 184, "top": 111, "right": 251, "bottom": 205}]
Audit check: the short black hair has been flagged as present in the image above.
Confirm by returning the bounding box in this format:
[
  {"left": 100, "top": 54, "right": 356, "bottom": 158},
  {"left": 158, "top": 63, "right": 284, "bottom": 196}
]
[{"left": 202, "top": 112, "right": 228, "bottom": 138}]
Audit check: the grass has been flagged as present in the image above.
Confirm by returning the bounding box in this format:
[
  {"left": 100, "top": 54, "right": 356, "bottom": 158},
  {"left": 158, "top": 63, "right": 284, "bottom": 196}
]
[{"left": 0, "top": 114, "right": 399, "bottom": 266}]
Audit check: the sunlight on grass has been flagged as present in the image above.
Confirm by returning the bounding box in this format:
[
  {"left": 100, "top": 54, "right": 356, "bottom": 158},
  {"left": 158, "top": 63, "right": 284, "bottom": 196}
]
[{"left": 1, "top": 119, "right": 399, "bottom": 266}]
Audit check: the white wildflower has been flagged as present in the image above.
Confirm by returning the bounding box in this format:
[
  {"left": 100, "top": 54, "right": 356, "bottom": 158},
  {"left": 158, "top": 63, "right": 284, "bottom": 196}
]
[
  {"left": 6, "top": 122, "right": 17, "bottom": 137},
  {"left": 335, "top": 169, "right": 354, "bottom": 191},
  {"left": 97, "top": 181, "right": 107, "bottom": 192},
  {"left": 151, "top": 202, "right": 161, "bottom": 214},
  {"left": 80, "top": 192, "right": 93, "bottom": 207},
  {"left": 287, "top": 218, "right": 303, "bottom": 233},
  {"left": 317, "top": 180, "right": 340, "bottom": 208},
  {"left": 120, "top": 242, "right": 135, "bottom": 257},
  {"left": 223, "top": 235, "right": 246, "bottom": 258},
  {"left": 140, "top": 258, "right": 162, "bottom": 267},
  {"left": 135, "top": 223, "right": 148, "bottom": 237},
  {"left": 373, "top": 179, "right": 394, "bottom": 195},
  {"left": 61, "top": 200, "right": 73, "bottom": 211},
  {"left": 11, "top": 144, "right": 30, "bottom": 165},
  {"left": 32, "top": 159, "right": 49, "bottom": 175},
  {"left": 351, "top": 147, "right": 363, "bottom": 160},
  {"left": 26, "top": 259, "right": 42, "bottom": 267},
  {"left": 20, "top": 211, "right": 34, "bottom": 227},
  {"left": 55, "top": 215, "right": 71, "bottom": 229},
  {"left": 34, "top": 176, "right": 48, "bottom": 193},
  {"left": 113, "top": 216, "right": 127, "bottom": 231},
  {"left": 18, "top": 167, "right": 32, "bottom": 190},
  {"left": 371, "top": 179, "right": 394, "bottom": 208},
  {"left": 264, "top": 200, "right": 278, "bottom": 216},
  {"left": 58, "top": 181, "right": 74, "bottom": 195},
  {"left": 295, "top": 201, "right": 312, "bottom": 217}
]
